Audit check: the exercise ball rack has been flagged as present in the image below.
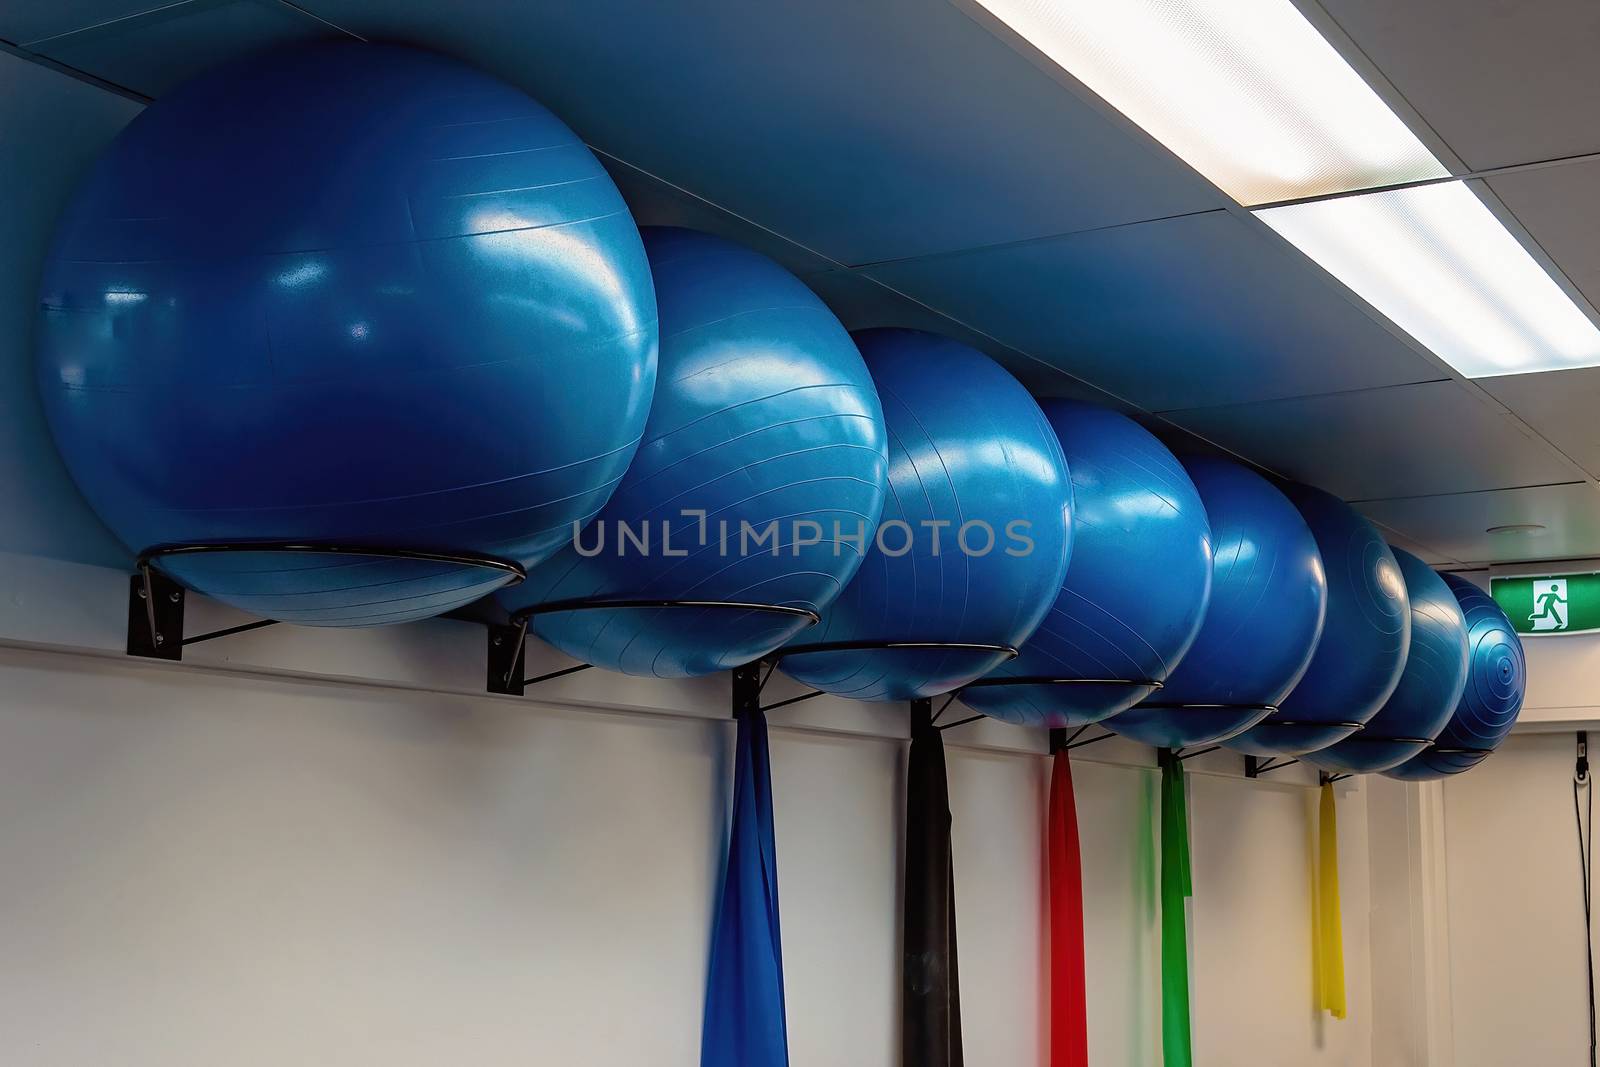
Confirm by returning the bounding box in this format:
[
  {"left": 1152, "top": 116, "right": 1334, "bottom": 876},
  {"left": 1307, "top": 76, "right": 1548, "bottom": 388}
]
[
  {"left": 487, "top": 600, "right": 824, "bottom": 695},
  {"left": 1242, "top": 726, "right": 1368, "bottom": 784},
  {"left": 118, "top": 572, "right": 1448, "bottom": 782},
  {"left": 126, "top": 542, "right": 527, "bottom": 660}
]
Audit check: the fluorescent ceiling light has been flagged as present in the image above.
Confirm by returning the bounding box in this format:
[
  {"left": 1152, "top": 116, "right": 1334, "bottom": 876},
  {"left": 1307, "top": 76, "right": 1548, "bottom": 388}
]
[
  {"left": 968, "top": 0, "right": 1600, "bottom": 378},
  {"left": 967, "top": 0, "right": 1447, "bottom": 204},
  {"left": 1258, "top": 183, "right": 1600, "bottom": 378}
]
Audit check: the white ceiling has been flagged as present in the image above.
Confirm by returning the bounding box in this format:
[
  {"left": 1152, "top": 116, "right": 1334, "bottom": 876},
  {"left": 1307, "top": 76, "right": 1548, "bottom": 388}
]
[{"left": 4, "top": 0, "right": 1599, "bottom": 568}]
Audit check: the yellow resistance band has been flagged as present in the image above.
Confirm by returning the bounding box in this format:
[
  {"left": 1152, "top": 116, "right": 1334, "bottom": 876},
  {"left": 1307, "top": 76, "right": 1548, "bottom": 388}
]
[{"left": 1315, "top": 782, "right": 1346, "bottom": 1019}]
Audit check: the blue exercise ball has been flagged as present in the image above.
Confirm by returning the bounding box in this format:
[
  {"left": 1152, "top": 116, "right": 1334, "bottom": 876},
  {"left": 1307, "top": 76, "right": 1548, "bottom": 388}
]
[
  {"left": 1308, "top": 549, "right": 1469, "bottom": 774},
  {"left": 1105, "top": 456, "right": 1325, "bottom": 747},
  {"left": 776, "top": 329, "right": 1071, "bottom": 701},
  {"left": 499, "top": 228, "right": 888, "bottom": 676},
  {"left": 35, "top": 43, "right": 657, "bottom": 626},
  {"left": 1386, "top": 573, "right": 1525, "bottom": 781},
  {"left": 959, "top": 402, "right": 1211, "bottom": 727},
  {"left": 1228, "top": 485, "right": 1409, "bottom": 755}
]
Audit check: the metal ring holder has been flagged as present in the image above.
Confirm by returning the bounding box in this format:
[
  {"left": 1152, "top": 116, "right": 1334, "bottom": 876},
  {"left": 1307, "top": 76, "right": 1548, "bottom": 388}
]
[
  {"left": 940, "top": 677, "right": 1167, "bottom": 745},
  {"left": 777, "top": 639, "right": 1020, "bottom": 660},
  {"left": 1240, "top": 723, "right": 1368, "bottom": 778},
  {"left": 762, "top": 640, "right": 1022, "bottom": 728},
  {"left": 489, "top": 598, "right": 822, "bottom": 695},
  {"left": 1125, "top": 702, "right": 1283, "bottom": 761},
  {"left": 129, "top": 542, "right": 527, "bottom": 661},
  {"left": 121, "top": 560, "right": 1473, "bottom": 786},
  {"left": 1423, "top": 745, "right": 1496, "bottom": 767}
]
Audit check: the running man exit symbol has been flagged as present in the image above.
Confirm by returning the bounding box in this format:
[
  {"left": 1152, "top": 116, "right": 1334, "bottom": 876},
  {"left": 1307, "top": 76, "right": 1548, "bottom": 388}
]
[{"left": 1531, "top": 579, "right": 1569, "bottom": 632}]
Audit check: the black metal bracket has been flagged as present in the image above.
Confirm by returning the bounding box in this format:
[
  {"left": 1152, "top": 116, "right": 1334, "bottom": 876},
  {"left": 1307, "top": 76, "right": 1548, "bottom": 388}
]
[
  {"left": 732, "top": 661, "right": 763, "bottom": 719},
  {"left": 488, "top": 598, "right": 822, "bottom": 696},
  {"left": 759, "top": 688, "right": 826, "bottom": 712},
  {"left": 1245, "top": 755, "right": 1299, "bottom": 778},
  {"left": 130, "top": 542, "right": 525, "bottom": 662},
  {"left": 128, "top": 568, "right": 279, "bottom": 659},
  {"left": 127, "top": 568, "right": 189, "bottom": 659},
  {"left": 1157, "top": 746, "right": 1218, "bottom": 765},
  {"left": 1048, "top": 724, "right": 1118, "bottom": 752},
  {"left": 1320, "top": 772, "right": 1353, "bottom": 785},
  {"left": 486, "top": 623, "right": 530, "bottom": 695},
  {"left": 749, "top": 659, "right": 828, "bottom": 713}
]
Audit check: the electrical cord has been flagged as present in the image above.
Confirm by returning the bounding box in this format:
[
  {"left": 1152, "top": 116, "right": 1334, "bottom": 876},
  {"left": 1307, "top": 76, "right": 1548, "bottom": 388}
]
[{"left": 1575, "top": 731, "right": 1595, "bottom": 1067}]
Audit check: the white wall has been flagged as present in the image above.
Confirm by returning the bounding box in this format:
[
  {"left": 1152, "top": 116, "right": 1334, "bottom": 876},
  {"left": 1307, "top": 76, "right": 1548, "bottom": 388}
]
[
  {"left": 1431, "top": 732, "right": 1593, "bottom": 1066},
  {"left": 1191, "top": 770, "right": 1373, "bottom": 1067},
  {"left": 1405, "top": 563, "right": 1600, "bottom": 1066},
  {"left": 0, "top": 635, "right": 1381, "bottom": 1066}
]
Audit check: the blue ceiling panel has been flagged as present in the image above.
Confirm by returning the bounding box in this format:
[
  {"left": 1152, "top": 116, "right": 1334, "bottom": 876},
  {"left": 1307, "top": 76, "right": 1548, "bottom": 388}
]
[
  {"left": 27, "top": 0, "right": 351, "bottom": 99},
  {"left": 601, "top": 156, "right": 836, "bottom": 279},
  {"left": 804, "top": 267, "right": 1125, "bottom": 405},
  {"left": 290, "top": 0, "right": 1224, "bottom": 265},
  {"left": 860, "top": 210, "right": 1445, "bottom": 412},
  {"left": 1165, "top": 381, "right": 1584, "bottom": 503},
  {"left": 0, "top": 0, "right": 169, "bottom": 45}
]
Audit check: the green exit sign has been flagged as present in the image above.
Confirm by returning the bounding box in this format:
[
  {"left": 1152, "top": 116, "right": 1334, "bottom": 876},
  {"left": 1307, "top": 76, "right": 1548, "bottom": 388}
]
[{"left": 1492, "top": 571, "right": 1600, "bottom": 636}]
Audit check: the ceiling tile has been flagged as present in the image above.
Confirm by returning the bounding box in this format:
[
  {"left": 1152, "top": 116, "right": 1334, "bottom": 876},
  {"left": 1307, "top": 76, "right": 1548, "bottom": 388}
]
[
  {"left": 600, "top": 157, "right": 836, "bottom": 279},
  {"left": 1318, "top": 0, "right": 1600, "bottom": 169},
  {"left": 1482, "top": 364, "right": 1600, "bottom": 481},
  {"left": 1357, "top": 483, "right": 1600, "bottom": 566},
  {"left": 860, "top": 210, "right": 1442, "bottom": 411},
  {"left": 1, "top": 0, "right": 171, "bottom": 45},
  {"left": 1374, "top": 525, "right": 1462, "bottom": 568},
  {"left": 31, "top": 0, "right": 349, "bottom": 98},
  {"left": 803, "top": 268, "right": 1124, "bottom": 406},
  {"left": 1486, "top": 158, "right": 1600, "bottom": 316},
  {"left": 294, "top": 0, "right": 1223, "bottom": 265},
  {"left": 1164, "top": 380, "right": 1583, "bottom": 502}
]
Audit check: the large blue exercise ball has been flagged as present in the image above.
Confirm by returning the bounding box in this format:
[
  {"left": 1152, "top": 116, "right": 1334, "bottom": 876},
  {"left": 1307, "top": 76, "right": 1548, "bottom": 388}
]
[
  {"left": 35, "top": 43, "right": 656, "bottom": 626},
  {"left": 1105, "top": 456, "right": 1324, "bottom": 747},
  {"left": 959, "top": 403, "right": 1212, "bottom": 728},
  {"left": 499, "top": 228, "right": 888, "bottom": 676},
  {"left": 776, "top": 329, "right": 1071, "bottom": 701},
  {"left": 1228, "top": 485, "right": 1410, "bottom": 755},
  {"left": 953, "top": 396, "right": 1203, "bottom": 729},
  {"left": 1387, "top": 573, "right": 1525, "bottom": 781},
  {"left": 1308, "top": 549, "right": 1469, "bottom": 773}
]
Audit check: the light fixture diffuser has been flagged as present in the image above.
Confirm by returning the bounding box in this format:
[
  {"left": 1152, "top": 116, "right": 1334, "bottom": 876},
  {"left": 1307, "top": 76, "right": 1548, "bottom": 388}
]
[
  {"left": 966, "top": 0, "right": 1448, "bottom": 203},
  {"left": 1258, "top": 183, "right": 1600, "bottom": 378}
]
